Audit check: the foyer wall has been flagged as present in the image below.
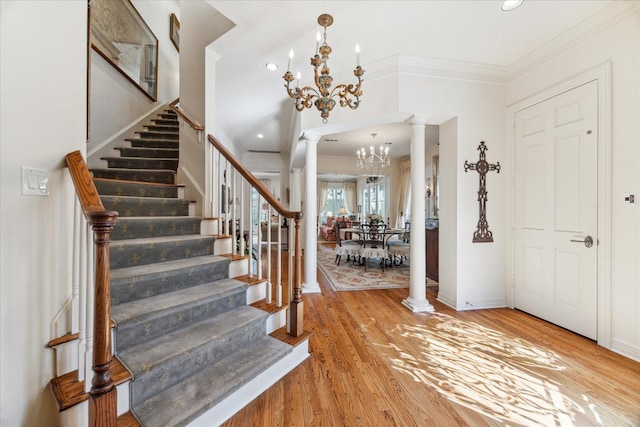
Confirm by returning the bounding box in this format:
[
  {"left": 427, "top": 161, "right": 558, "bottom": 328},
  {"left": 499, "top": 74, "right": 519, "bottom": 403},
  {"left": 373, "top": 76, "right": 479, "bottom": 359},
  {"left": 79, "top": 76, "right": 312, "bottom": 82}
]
[
  {"left": 506, "top": 10, "right": 640, "bottom": 361},
  {"left": 0, "top": 2, "right": 87, "bottom": 425}
]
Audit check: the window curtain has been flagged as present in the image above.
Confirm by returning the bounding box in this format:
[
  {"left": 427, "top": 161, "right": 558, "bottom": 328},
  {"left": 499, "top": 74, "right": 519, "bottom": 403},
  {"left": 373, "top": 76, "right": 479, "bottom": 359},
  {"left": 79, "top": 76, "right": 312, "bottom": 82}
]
[
  {"left": 343, "top": 181, "right": 357, "bottom": 215},
  {"left": 397, "top": 159, "right": 411, "bottom": 228},
  {"left": 317, "top": 181, "right": 329, "bottom": 214}
]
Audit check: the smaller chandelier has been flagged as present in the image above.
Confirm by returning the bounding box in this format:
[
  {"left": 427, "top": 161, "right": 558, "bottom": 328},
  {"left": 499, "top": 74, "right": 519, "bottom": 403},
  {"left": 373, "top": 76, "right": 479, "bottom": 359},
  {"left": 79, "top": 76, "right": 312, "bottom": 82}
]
[
  {"left": 356, "top": 133, "right": 390, "bottom": 182},
  {"left": 283, "top": 14, "right": 364, "bottom": 124}
]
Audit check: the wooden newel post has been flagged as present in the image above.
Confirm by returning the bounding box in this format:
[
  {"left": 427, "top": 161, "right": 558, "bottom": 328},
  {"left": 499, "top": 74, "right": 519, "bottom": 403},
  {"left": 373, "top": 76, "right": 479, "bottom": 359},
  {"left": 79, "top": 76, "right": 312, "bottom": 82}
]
[
  {"left": 289, "top": 214, "right": 304, "bottom": 337},
  {"left": 87, "top": 210, "right": 118, "bottom": 427}
]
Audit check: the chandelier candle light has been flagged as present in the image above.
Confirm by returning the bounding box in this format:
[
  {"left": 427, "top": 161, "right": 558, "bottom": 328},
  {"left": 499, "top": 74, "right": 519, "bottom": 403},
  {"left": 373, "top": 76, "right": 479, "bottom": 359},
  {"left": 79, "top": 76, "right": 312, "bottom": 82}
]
[
  {"left": 357, "top": 133, "right": 390, "bottom": 182},
  {"left": 283, "top": 14, "right": 364, "bottom": 123}
]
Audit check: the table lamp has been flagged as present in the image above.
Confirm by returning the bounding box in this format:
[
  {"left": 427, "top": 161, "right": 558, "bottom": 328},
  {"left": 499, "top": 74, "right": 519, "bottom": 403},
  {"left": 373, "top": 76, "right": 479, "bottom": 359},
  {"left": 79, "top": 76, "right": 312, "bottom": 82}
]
[{"left": 338, "top": 207, "right": 347, "bottom": 222}]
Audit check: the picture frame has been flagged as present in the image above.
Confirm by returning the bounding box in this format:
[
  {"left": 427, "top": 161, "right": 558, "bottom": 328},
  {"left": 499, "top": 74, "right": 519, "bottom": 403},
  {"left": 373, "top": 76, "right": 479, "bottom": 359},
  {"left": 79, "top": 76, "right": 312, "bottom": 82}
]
[
  {"left": 91, "top": 0, "right": 158, "bottom": 101},
  {"left": 170, "top": 13, "right": 180, "bottom": 52}
]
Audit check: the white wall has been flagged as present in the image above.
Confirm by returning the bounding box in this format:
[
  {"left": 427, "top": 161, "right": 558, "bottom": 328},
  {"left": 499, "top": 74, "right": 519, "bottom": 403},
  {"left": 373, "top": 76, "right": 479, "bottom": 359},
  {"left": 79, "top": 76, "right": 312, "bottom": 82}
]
[
  {"left": 179, "top": 1, "right": 235, "bottom": 215},
  {"left": 400, "top": 74, "right": 508, "bottom": 311},
  {"left": 0, "top": 2, "right": 87, "bottom": 425},
  {"left": 506, "top": 10, "right": 640, "bottom": 361},
  {"left": 88, "top": 0, "right": 180, "bottom": 155}
]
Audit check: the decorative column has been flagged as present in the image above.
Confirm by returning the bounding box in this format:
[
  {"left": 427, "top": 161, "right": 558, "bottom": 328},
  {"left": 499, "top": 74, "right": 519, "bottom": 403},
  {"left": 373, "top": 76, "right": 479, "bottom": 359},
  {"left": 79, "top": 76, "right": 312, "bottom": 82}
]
[
  {"left": 402, "top": 115, "right": 435, "bottom": 312},
  {"left": 302, "top": 134, "right": 322, "bottom": 293}
]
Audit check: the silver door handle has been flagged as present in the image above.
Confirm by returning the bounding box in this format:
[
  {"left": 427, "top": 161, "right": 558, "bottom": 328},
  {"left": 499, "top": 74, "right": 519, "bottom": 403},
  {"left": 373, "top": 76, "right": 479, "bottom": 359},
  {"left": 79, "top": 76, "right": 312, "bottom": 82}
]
[{"left": 570, "top": 235, "right": 593, "bottom": 248}]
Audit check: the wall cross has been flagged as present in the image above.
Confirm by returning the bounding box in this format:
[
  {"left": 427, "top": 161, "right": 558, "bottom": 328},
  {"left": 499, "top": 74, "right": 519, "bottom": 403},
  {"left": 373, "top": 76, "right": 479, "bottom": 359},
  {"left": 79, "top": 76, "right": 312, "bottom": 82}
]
[{"left": 464, "top": 141, "right": 500, "bottom": 243}]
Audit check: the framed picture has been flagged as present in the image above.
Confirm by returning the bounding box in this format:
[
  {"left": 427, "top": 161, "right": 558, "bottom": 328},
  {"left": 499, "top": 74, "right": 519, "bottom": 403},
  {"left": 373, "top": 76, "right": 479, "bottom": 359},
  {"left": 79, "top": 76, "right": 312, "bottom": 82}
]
[
  {"left": 91, "top": 0, "right": 158, "bottom": 101},
  {"left": 170, "top": 13, "right": 180, "bottom": 52}
]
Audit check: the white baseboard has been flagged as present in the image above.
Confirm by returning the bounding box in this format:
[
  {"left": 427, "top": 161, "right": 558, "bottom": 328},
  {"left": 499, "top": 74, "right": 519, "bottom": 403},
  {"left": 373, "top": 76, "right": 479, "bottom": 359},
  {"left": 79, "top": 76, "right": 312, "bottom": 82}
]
[{"left": 611, "top": 338, "right": 640, "bottom": 363}]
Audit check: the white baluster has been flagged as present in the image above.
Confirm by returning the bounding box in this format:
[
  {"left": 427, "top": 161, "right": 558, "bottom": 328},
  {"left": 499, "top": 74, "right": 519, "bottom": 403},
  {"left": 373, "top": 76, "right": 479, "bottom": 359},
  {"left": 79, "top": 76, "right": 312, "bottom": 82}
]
[{"left": 276, "top": 212, "right": 282, "bottom": 307}]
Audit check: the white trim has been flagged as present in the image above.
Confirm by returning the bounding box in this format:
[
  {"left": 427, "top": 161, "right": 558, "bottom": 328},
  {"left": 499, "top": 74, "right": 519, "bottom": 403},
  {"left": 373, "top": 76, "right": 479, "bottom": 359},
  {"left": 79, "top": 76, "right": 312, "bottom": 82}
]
[
  {"left": 505, "top": 62, "right": 612, "bottom": 349},
  {"left": 180, "top": 165, "right": 205, "bottom": 200},
  {"left": 611, "top": 338, "right": 640, "bottom": 363}
]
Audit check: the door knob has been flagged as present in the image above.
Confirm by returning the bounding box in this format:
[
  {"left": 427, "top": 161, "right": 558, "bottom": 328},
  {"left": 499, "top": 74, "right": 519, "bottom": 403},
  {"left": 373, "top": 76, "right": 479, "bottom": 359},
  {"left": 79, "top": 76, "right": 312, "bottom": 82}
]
[{"left": 570, "top": 235, "right": 593, "bottom": 248}]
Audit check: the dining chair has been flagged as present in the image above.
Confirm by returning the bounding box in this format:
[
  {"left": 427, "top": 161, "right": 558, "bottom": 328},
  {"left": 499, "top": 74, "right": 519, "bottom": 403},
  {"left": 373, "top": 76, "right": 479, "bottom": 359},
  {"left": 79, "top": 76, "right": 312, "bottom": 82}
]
[
  {"left": 386, "top": 222, "right": 410, "bottom": 265},
  {"left": 334, "top": 223, "right": 362, "bottom": 266},
  {"left": 359, "top": 223, "right": 388, "bottom": 271}
]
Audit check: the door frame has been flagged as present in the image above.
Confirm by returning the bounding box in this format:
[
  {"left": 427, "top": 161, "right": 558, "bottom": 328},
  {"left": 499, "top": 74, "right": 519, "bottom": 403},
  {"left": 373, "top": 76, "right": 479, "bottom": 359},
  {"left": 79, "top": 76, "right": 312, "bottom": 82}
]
[{"left": 505, "top": 62, "right": 612, "bottom": 348}]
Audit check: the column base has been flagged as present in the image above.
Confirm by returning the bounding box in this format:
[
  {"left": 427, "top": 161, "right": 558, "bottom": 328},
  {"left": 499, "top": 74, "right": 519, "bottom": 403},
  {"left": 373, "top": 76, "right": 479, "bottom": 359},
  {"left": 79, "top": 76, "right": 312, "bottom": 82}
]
[
  {"left": 402, "top": 296, "right": 435, "bottom": 313},
  {"left": 302, "top": 282, "right": 322, "bottom": 294}
]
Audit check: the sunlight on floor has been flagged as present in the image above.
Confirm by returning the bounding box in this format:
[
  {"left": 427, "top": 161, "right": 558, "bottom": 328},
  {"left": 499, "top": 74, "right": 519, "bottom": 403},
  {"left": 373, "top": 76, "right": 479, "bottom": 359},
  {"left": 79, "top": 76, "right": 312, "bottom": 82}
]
[{"left": 381, "top": 313, "right": 604, "bottom": 426}]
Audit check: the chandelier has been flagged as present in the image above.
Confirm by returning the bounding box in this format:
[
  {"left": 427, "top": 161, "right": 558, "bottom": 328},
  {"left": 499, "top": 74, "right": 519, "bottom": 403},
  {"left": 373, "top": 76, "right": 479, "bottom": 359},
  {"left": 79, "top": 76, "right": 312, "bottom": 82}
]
[
  {"left": 356, "top": 133, "right": 390, "bottom": 182},
  {"left": 283, "top": 14, "right": 364, "bottom": 124}
]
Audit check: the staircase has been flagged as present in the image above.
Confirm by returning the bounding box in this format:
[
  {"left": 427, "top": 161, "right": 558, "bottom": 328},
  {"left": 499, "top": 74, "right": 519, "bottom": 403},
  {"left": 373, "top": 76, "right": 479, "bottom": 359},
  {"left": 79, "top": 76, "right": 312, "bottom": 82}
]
[{"left": 86, "top": 110, "right": 297, "bottom": 426}]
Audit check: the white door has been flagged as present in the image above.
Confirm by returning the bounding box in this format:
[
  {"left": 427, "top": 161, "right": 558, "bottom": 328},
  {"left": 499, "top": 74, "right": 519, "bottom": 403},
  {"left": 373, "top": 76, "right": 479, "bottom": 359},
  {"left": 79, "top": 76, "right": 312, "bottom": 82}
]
[{"left": 514, "top": 80, "right": 598, "bottom": 340}]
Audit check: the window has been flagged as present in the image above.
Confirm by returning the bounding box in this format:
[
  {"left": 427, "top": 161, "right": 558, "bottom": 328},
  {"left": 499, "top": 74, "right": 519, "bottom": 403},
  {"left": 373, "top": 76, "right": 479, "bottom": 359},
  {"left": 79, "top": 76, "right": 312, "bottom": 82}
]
[
  {"left": 363, "top": 180, "right": 386, "bottom": 221},
  {"left": 321, "top": 186, "right": 345, "bottom": 223}
]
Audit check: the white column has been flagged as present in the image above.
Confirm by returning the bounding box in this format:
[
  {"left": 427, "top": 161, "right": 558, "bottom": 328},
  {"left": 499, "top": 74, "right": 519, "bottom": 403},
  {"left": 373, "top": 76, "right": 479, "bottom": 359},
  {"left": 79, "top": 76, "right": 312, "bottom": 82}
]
[
  {"left": 302, "top": 134, "right": 322, "bottom": 293},
  {"left": 402, "top": 115, "right": 435, "bottom": 313}
]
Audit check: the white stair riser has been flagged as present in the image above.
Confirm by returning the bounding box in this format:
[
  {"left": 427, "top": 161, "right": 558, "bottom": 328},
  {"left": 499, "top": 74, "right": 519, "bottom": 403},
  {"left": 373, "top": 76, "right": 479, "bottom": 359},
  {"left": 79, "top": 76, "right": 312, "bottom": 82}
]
[
  {"left": 228, "top": 258, "right": 248, "bottom": 278},
  {"left": 266, "top": 308, "right": 288, "bottom": 334},
  {"left": 246, "top": 281, "right": 266, "bottom": 304}
]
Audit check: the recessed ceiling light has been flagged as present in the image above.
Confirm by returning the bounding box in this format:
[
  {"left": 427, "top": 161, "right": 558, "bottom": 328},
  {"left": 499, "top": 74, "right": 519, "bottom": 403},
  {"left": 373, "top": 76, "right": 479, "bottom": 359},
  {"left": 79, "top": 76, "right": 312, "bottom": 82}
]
[
  {"left": 257, "top": 134, "right": 264, "bottom": 138},
  {"left": 265, "top": 62, "right": 278, "bottom": 71},
  {"left": 501, "top": 0, "right": 523, "bottom": 12}
]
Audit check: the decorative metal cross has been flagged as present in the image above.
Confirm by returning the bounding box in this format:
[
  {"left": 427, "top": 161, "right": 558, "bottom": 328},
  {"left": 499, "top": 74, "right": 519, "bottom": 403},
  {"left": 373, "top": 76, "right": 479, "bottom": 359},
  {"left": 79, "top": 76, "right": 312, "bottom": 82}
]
[{"left": 464, "top": 141, "right": 500, "bottom": 243}]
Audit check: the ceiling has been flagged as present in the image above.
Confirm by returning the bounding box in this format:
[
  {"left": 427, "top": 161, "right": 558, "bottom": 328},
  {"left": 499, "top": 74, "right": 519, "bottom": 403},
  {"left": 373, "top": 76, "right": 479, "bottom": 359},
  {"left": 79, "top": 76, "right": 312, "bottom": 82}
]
[{"left": 207, "top": 0, "right": 616, "bottom": 160}]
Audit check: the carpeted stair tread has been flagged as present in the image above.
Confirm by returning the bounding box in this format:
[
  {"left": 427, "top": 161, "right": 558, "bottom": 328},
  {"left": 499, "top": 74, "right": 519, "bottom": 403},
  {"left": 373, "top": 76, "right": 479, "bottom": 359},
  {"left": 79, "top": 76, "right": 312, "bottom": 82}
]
[
  {"left": 111, "top": 216, "right": 201, "bottom": 240},
  {"left": 94, "top": 178, "right": 180, "bottom": 198},
  {"left": 135, "top": 130, "right": 179, "bottom": 140},
  {"left": 92, "top": 168, "right": 175, "bottom": 184},
  {"left": 113, "top": 279, "right": 249, "bottom": 352},
  {"left": 110, "top": 235, "right": 215, "bottom": 269},
  {"left": 110, "top": 255, "right": 230, "bottom": 305},
  {"left": 132, "top": 335, "right": 292, "bottom": 427},
  {"left": 115, "top": 147, "right": 179, "bottom": 158},
  {"left": 101, "top": 157, "right": 179, "bottom": 171},
  {"left": 120, "top": 305, "right": 270, "bottom": 407},
  {"left": 101, "top": 195, "right": 190, "bottom": 217},
  {"left": 125, "top": 138, "right": 179, "bottom": 149}
]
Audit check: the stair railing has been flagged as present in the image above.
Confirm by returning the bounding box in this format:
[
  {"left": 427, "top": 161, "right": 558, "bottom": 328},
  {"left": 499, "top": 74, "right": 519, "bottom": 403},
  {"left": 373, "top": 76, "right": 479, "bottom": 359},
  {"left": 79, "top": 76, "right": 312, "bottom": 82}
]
[
  {"left": 169, "top": 98, "right": 204, "bottom": 132},
  {"left": 66, "top": 150, "right": 119, "bottom": 427},
  {"left": 208, "top": 135, "right": 305, "bottom": 337}
]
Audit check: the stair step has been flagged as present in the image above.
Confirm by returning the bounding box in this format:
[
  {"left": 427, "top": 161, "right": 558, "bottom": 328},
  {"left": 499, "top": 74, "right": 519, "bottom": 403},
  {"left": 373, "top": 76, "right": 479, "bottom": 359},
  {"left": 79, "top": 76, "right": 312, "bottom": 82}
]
[
  {"left": 151, "top": 118, "right": 179, "bottom": 126},
  {"left": 101, "top": 156, "right": 179, "bottom": 171},
  {"left": 92, "top": 168, "right": 175, "bottom": 184},
  {"left": 125, "top": 138, "right": 179, "bottom": 149},
  {"left": 130, "top": 334, "right": 292, "bottom": 427},
  {"left": 110, "top": 235, "right": 215, "bottom": 269},
  {"left": 111, "top": 216, "right": 201, "bottom": 240},
  {"left": 135, "top": 130, "right": 179, "bottom": 140},
  {"left": 94, "top": 178, "right": 180, "bottom": 198},
  {"left": 111, "top": 255, "right": 230, "bottom": 306},
  {"left": 101, "top": 195, "right": 191, "bottom": 217},
  {"left": 159, "top": 113, "right": 177, "bottom": 120},
  {"left": 114, "top": 147, "right": 179, "bottom": 159},
  {"left": 113, "top": 278, "right": 248, "bottom": 352},
  {"left": 144, "top": 124, "right": 179, "bottom": 132}
]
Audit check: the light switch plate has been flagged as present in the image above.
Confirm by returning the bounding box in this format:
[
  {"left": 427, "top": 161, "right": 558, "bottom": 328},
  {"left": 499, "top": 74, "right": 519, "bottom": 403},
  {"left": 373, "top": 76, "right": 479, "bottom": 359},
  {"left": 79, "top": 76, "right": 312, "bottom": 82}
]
[
  {"left": 22, "top": 167, "right": 49, "bottom": 196},
  {"left": 624, "top": 192, "right": 635, "bottom": 206}
]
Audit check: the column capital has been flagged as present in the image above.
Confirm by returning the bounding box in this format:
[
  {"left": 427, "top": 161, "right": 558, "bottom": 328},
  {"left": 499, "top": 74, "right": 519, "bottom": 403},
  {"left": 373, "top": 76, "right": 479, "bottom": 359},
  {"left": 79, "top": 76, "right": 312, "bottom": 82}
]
[
  {"left": 408, "top": 114, "right": 431, "bottom": 127},
  {"left": 301, "top": 132, "right": 322, "bottom": 144}
]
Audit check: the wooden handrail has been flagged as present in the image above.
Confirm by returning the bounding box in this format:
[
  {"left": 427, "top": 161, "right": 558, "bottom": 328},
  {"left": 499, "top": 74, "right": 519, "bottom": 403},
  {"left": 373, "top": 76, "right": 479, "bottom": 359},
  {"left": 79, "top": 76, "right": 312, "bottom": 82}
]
[
  {"left": 208, "top": 135, "right": 302, "bottom": 221},
  {"left": 65, "top": 150, "right": 118, "bottom": 427},
  {"left": 208, "top": 135, "right": 305, "bottom": 337},
  {"left": 169, "top": 98, "right": 204, "bottom": 131}
]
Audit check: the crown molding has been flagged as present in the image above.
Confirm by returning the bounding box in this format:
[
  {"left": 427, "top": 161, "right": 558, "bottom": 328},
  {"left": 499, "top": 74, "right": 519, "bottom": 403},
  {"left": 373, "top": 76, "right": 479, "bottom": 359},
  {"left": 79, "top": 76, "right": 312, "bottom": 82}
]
[{"left": 507, "top": 1, "right": 640, "bottom": 80}]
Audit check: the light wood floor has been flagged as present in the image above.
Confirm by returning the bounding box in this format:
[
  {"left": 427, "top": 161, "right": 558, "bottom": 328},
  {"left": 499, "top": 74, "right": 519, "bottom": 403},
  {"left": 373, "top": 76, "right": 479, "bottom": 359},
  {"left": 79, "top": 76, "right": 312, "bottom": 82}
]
[{"left": 223, "top": 243, "right": 640, "bottom": 426}]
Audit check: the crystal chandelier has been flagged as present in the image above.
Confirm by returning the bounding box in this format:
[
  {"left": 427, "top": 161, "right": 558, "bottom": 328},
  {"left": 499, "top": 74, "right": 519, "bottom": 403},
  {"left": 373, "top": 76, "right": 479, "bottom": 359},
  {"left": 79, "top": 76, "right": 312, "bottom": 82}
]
[
  {"left": 283, "top": 14, "right": 364, "bottom": 124},
  {"left": 356, "top": 133, "right": 390, "bottom": 182}
]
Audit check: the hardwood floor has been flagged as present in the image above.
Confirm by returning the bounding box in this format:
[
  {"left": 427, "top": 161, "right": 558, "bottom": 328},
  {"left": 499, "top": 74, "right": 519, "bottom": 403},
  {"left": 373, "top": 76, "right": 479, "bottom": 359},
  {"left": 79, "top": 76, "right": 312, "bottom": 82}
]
[{"left": 223, "top": 243, "right": 640, "bottom": 426}]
